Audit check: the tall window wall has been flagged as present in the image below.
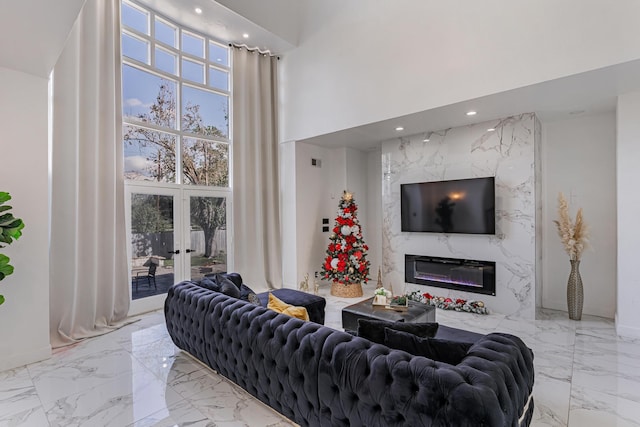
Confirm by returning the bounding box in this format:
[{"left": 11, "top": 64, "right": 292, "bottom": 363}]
[{"left": 121, "top": 0, "right": 231, "bottom": 302}]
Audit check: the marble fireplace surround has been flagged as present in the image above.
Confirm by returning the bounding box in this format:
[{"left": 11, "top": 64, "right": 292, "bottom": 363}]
[{"left": 381, "top": 113, "right": 541, "bottom": 319}]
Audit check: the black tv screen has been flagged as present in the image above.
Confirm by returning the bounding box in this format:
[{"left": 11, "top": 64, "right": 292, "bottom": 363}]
[{"left": 401, "top": 177, "right": 495, "bottom": 234}]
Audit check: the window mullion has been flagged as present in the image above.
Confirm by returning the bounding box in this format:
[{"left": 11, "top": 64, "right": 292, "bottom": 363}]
[
  {"left": 177, "top": 76, "right": 183, "bottom": 185},
  {"left": 122, "top": 0, "right": 231, "bottom": 189},
  {"left": 123, "top": 60, "right": 178, "bottom": 89}
]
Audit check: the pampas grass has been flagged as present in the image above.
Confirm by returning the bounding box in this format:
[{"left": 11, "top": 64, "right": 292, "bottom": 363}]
[{"left": 553, "top": 192, "right": 589, "bottom": 260}]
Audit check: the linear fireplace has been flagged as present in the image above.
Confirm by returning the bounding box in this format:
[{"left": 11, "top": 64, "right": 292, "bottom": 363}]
[{"left": 405, "top": 254, "right": 496, "bottom": 296}]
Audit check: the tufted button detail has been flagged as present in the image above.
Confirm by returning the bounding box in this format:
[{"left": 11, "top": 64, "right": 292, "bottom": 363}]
[{"left": 165, "top": 281, "right": 535, "bottom": 427}]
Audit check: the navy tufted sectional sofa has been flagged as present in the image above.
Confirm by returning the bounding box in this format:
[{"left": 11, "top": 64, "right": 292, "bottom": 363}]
[{"left": 165, "top": 281, "right": 535, "bottom": 426}]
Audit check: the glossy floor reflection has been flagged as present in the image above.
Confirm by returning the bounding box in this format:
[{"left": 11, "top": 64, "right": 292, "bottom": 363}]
[{"left": 1, "top": 285, "right": 639, "bottom": 426}]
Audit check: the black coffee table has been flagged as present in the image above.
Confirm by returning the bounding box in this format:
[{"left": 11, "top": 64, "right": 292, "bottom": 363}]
[{"left": 342, "top": 297, "right": 436, "bottom": 333}]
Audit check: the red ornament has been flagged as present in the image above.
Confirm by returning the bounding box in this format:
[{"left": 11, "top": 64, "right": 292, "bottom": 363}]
[{"left": 320, "top": 191, "right": 370, "bottom": 284}]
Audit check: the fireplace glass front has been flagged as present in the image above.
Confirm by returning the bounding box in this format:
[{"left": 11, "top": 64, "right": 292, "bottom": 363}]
[{"left": 405, "top": 254, "right": 496, "bottom": 296}]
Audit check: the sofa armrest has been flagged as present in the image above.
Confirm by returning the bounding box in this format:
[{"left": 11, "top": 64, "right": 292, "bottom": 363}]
[{"left": 458, "top": 333, "right": 535, "bottom": 425}]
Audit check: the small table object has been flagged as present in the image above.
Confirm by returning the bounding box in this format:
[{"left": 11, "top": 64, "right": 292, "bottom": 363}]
[{"left": 342, "top": 296, "right": 436, "bottom": 333}]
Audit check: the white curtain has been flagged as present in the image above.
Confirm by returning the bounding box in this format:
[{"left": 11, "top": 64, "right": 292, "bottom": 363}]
[
  {"left": 50, "top": 0, "right": 130, "bottom": 348},
  {"left": 232, "top": 47, "right": 282, "bottom": 289}
]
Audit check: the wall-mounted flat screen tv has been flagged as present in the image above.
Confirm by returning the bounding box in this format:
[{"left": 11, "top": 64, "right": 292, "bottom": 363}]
[{"left": 400, "top": 177, "right": 495, "bottom": 234}]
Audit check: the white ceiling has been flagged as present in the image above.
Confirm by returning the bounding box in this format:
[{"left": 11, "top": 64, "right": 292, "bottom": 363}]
[
  {"left": 0, "top": 0, "right": 296, "bottom": 79},
  {"left": 0, "top": 0, "right": 86, "bottom": 77},
  {"left": 135, "top": 0, "right": 297, "bottom": 53},
  {"left": 1, "top": 0, "right": 636, "bottom": 152}
]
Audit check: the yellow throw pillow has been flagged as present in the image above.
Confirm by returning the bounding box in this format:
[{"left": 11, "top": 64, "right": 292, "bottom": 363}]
[
  {"left": 267, "top": 293, "right": 310, "bottom": 321},
  {"left": 282, "top": 306, "right": 310, "bottom": 321},
  {"left": 267, "top": 292, "right": 291, "bottom": 312}
]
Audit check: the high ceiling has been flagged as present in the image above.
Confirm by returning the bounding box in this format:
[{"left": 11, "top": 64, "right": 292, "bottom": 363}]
[
  {"left": 135, "top": 0, "right": 299, "bottom": 54},
  {"left": 1, "top": 0, "right": 637, "bottom": 151},
  {"left": 0, "top": 0, "right": 86, "bottom": 77},
  {"left": 0, "top": 0, "right": 298, "bottom": 78}
]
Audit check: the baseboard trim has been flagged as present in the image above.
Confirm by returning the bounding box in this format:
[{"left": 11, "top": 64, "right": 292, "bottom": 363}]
[
  {"left": 0, "top": 344, "right": 51, "bottom": 372},
  {"left": 542, "top": 299, "right": 614, "bottom": 319},
  {"left": 615, "top": 314, "right": 640, "bottom": 339}
]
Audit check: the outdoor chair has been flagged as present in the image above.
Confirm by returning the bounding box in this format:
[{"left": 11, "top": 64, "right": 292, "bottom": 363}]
[{"left": 135, "top": 263, "right": 157, "bottom": 291}]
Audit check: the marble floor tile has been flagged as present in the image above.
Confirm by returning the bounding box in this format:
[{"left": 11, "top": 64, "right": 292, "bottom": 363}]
[
  {"left": 496, "top": 316, "right": 577, "bottom": 348},
  {"left": 138, "top": 351, "right": 205, "bottom": 387},
  {"left": 572, "top": 334, "right": 640, "bottom": 404},
  {"left": 437, "top": 309, "right": 505, "bottom": 334},
  {"left": 44, "top": 367, "right": 183, "bottom": 427},
  {"left": 116, "top": 323, "right": 172, "bottom": 353},
  {"left": 3, "top": 295, "right": 640, "bottom": 426},
  {"left": 168, "top": 364, "right": 226, "bottom": 400},
  {"left": 532, "top": 343, "right": 575, "bottom": 383},
  {"left": 531, "top": 376, "right": 571, "bottom": 426},
  {"left": 29, "top": 348, "right": 152, "bottom": 408},
  {"left": 574, "top": 333, "right": 640, "bottom": 363},
  {"left": 185, "top": 376, "right": 296, "bottom": 426},
  {"left": 0, "top": 405, "right": 50, "bottom": 427},
  {"left": 0, "top": 366, "right": 43, "bottom": 425},
  {"left": 569, "top": 385, "right": 640, "bottom": 427},
  {"left": 127, "top": 398, "right": 212, "bottom": 427}
]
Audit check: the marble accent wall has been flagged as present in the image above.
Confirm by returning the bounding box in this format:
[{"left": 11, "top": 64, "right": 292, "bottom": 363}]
[{"left": 381, "top": 113, "right": 539, "bottom": 318}]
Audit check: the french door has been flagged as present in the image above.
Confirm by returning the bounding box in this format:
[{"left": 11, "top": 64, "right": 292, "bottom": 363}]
[{"left": 126, "top": 185, "right": 231, "bottom": 315}]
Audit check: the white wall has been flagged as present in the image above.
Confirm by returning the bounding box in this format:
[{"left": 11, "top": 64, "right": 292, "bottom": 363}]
[
  {"left": 616, "top": 92, "right": 640, "bottom": 338},
  {"left": 345, "top": 147, "right": 367, "bottom": 229},
  {"left": 290, "top": 142, "right": 372, "bottom": 290},
  {"left": 0, "top": 67, "right": 51, "bottom": 370},
  {"left": 281, "top": 0, "right": 640, "bottom": 142},
  {"left": 293, "top": 142, "right": 333, "bottom": 288},
  {"left": 280, "top": 140, "right": 297, "bottom": 288},
  {"left": 382, "top": 114, "right": 539, "bottom": 318},
  {"left": 542, "top": 112, "right": 617, "bottom": 318}
]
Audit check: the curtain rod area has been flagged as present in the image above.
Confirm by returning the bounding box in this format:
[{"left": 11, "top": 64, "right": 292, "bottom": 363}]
[{"left": 229, "top": 43, "right": 280, "bottom": 59}]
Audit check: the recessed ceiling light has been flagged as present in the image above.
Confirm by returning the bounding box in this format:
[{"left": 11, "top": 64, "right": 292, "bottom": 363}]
[
  {"left": 194, "top": 7, "right": 202, "bottom": 14},
  {"left": 487, "top": 128, "right": 495, "bottom": 132},
  {"left": 395, "top": 126, "right": 404, "bottom": 131},
  {"left": 423, "top": 138, "right": 430, "bottom": 142},
  {"left": 242, "top": 33, "right": 250, "bottom": 39},
  {"left": 466, "top": 111, "right": 477, "bottom": 116}
]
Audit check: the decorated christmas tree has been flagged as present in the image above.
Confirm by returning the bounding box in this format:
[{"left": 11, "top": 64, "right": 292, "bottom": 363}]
[{"left": 322, "top": 191, "right": 370, "bottom": 296}]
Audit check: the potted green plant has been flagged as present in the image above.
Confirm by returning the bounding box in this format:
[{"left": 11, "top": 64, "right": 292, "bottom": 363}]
[{"left": 0, "top": 192, "right": 25, "bottom": 305}]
